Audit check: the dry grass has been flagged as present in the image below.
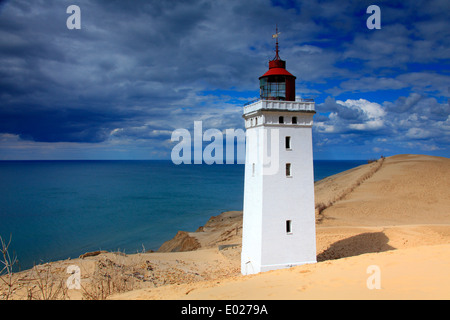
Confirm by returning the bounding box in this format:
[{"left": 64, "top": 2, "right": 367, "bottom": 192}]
[
  {"left": 81, "top": 253, "right": 139, "bottom": 300},
  {"left": 0, "top": 243, "right": 146, "bottom": 300},
  {"left": 26, "top": 263, "right": 68, "bottom": 300},
  {"left": 1, "top": 236, "right": 69, "bottom": 300},
  {"left": 1, "top": 246, "right": 234, "bottom": 300},
  {"left": 0, "top": 235, "right": 18, "bottom": 300}
]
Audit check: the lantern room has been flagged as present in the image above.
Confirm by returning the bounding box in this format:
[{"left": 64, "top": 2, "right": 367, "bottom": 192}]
[{"left": 259, "top": 29, "right": 296, "bottom": 101}]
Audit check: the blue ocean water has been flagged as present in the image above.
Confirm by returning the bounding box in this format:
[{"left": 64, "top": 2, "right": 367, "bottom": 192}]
[{"left": 0, "top": 160, "right": 365, "bottom": 270}]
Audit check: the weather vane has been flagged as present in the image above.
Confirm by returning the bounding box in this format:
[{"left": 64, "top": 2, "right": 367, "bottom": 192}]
[{"left": 272, "top": 25, "right": 281, "bottom": 60}]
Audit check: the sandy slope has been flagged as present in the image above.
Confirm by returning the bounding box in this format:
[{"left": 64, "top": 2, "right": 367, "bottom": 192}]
[
  {"left": 111, "top": 154, "right": 450, "bottom": 300},
  {"left": 114, "top": 244, "right": 450, "bottom": 300},
  {"left": 2, "top": 154, "right": 449, "bottom": 300},
  {"left": 317, "top": 154, "right": 450, "bottom": 226}
]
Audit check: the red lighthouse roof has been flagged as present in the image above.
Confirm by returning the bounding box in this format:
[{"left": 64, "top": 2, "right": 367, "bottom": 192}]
[
  {"left": 259, "top": 26, "right": 296, "bottom": 101},
  {"left": 260, "top": 67, "right": 295, "bottom": 78},
  {"left": 259, "top": 27, "right": 296, "bottom": 79}
]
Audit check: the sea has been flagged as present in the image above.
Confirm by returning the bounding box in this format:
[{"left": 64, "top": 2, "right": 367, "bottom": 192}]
[{"left": 0, "top": 160, "right": 366, "bottom": 271}]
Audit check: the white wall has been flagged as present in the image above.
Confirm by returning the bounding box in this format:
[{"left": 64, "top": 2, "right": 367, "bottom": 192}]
[
  {"left": 241, "top": 126, "right": 263, "bottom": 274},
  {"left": 241, "top": 100, "right": 316, "bottom": 275},
  {"left": 260, "top": 125, "right": 316, "bottom": 271}
]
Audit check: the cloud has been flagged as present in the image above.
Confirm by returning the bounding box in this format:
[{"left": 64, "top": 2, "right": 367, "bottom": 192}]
[
  {"left": 0, "top": 0, "right": 448, "bottom": 159},
  {"left": 316, "top": 97, "right": 386, "bottom": 133},
  {"left": 405, "top": 128, "right": 433, "bottom": 140},
  {"left": 384, "top": 93, "right": 450, "bottom": 120},
  {"left": 2, "top": 1, "right": 295, "bottom": 140},
  {"left": 314, "top": 92, "right": 449, "bottom": 158}
]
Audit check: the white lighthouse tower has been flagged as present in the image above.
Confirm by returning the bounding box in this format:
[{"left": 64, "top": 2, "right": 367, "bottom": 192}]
[{"left": 241, "top": 30, "right": 317, "bottom": 275}]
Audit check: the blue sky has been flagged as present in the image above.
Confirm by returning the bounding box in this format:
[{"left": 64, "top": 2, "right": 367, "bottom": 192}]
[{"left": 0, "top": 0, "right": 449, "bottom": 160}]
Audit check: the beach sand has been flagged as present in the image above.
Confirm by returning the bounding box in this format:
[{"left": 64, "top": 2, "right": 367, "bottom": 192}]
[{"left": 2, "top": 154, "right": 450, "bottom": 300}]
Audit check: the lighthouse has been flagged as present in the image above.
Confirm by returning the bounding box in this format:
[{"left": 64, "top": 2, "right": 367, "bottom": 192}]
[{"left": 241, "top": 29, "right": 317, "bottom": 275}]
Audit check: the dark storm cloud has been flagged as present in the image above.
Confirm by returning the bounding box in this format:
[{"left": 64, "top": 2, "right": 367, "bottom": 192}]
[
  {"left": 0, "top": 0, "right": 277, "bottom": 144},
  {"left": 0, "top": 103, "right": 146, "bottom": 142}
]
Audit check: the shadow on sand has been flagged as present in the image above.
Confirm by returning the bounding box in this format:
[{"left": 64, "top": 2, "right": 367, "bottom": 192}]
[{"left": 317, "top": 232, "right": 395, "bottom": 262}]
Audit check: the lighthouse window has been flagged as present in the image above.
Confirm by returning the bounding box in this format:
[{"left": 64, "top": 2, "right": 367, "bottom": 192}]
[
  {"left": 260, "top": 76, "right": 286, "bottom": 101},
  {"left": 285, "top": 136, "right": 291, "bottom": 150},
  {"left": 292, "top": 117, "right": 297, "bottom": 124},
  {"left": 252, "top": 163, "right": 255, "bottom": 177},
  {"left": 286, "top": 220, "right": 292, "bottom": 234},
  {"left": 286, "top": 163, "right": 292, "bottom": 177},
  {"left": 279, "top": 116, "right": 284, "bottom": 124}
]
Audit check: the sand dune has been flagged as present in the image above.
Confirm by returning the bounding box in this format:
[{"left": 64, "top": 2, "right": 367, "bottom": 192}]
[
  {"left": 316, "top": 154, "right": 450, "bottom": 226},
  {"left": 2, "top": 154, "right": 449, "bottom": 300},
  {"left": 114, "top": 243, "right": 450, "bottom": 300},
  {"left": 112, "top": 154, "right": 450, "bottom": 300}
]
